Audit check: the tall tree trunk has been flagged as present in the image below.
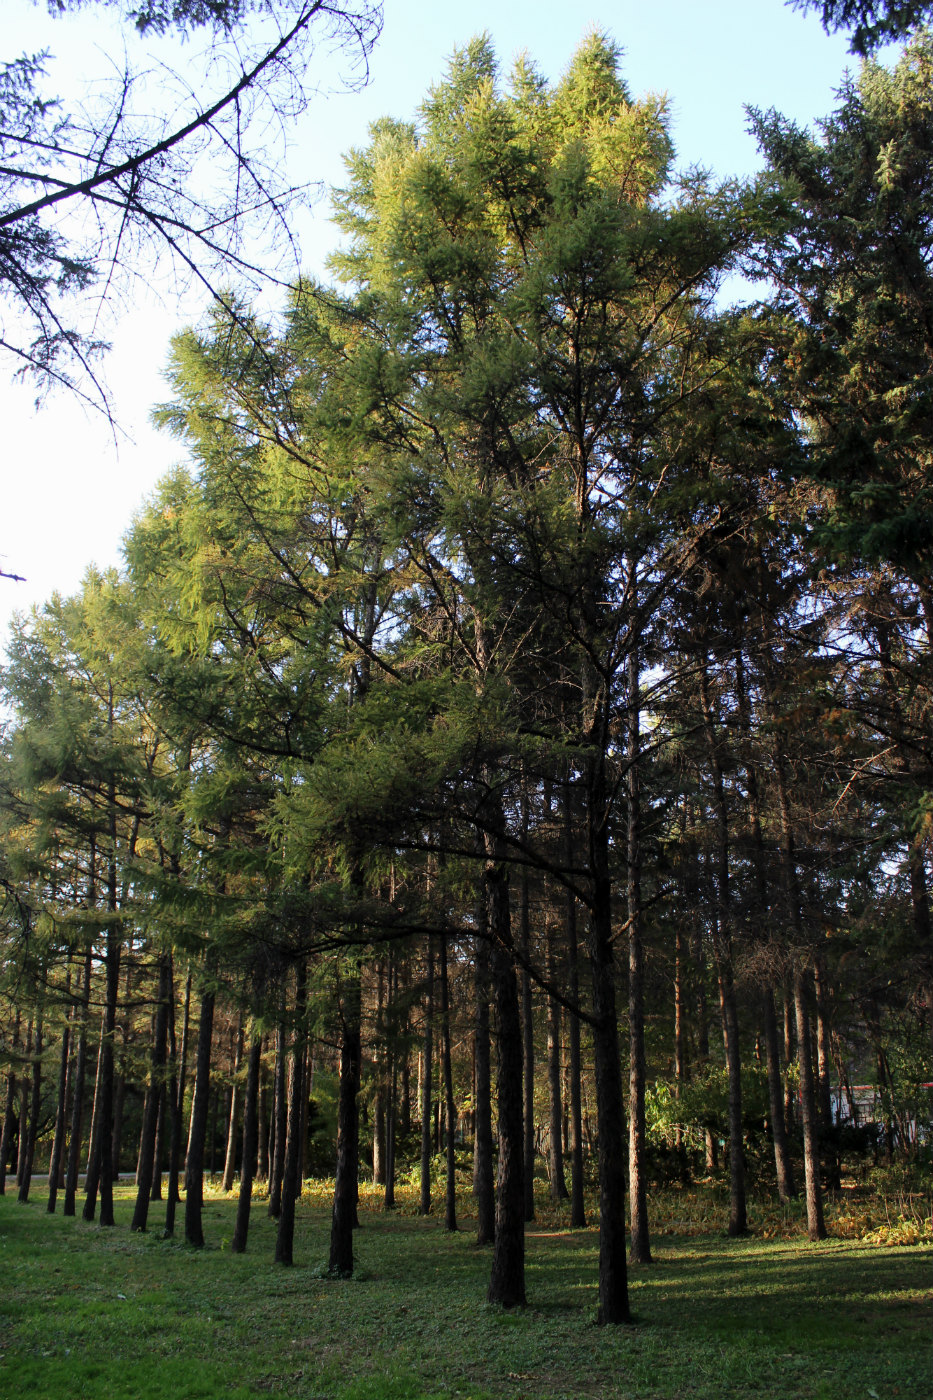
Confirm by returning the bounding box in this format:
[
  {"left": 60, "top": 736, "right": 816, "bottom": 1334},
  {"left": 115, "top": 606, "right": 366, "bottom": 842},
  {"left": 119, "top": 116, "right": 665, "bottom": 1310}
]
[
  {"left": 473, "top": 904, "right": 495, "bottom": 1247},
  {"left": 164, "top": 963, "right": 189, "bottom": 1236},
  {"left": 18, "top": 1011, "right": 43, "bottom": 1203},
  {"left": 563, "top": 779, "right": 586, "bottom": 1229},
  {"left": 221, "top": 1014, "right": 244, "bottom": 1193},
  {"left": 700, "top": 660, "right": 747, "bottom": 1237},
  {"left": 96, "top": 811, "right": 123, "bottom": 1229},
  {"left": 545, "top": 923, "right": 568, "bottom": 1203},
  {"left": 232, "top": 1028, "right": 263, "bottom": 1253},
  {"left": 373, "top": 960, "right": 386, "bottom": 1187},
  {"left": 184, "top": 986, "right": 215, "bottom": 1248},
  {"left": 16, "top": 1020, "right": 34, "bottom": 1194},
  {"left": 0, "top": 1011, "right": 21, "bottom": 1195},
  {"left": 485, "top": 839, "right": 526, "bottom": 1309},
  {"left": 150, "top": 1080, "right": 165, "bottom": 1202},
  {"left": 762, "top": 987, "right": 797, "bottom": 1200},
  {"left": 268, "top": 1005, "right": 287, "bottom": 1219},
  {"left": 329, "top": 967, "right": 362, "bottom": 1276},
  {"left": 419, "top": 936, "right": 434, "bottom": 1217},
  {"left": 814, "top": 953, "right": 841, "bottom": 1189},
  {"left": 47, "top": 963, "right": 73, "bottom": 1212},
  {"left": 257, "top": 1068, "right": 270, "bottom": 1183},
  {"left": 131, "top": 955, "right": 170, "bottom": 1232},
  {"left": 627, "top": 647, "right": 651, "bottom": 1260},
  {"left": 794, "top": 968, "right": 827, "bottom": 1240},
  {"left": 673, "top": 923, "right": 687, "bottom": 1154},
  {"left": 440, "top": 934, "right": 458, "bottom": 1232},
  {"left": 519, "top": 850, "right": 536, "bottom": 1224},
  {"left": 276, "top": 964, "right": 308, "bottom": 1266},
  {"left": 64, "top": 945, "right": 93, "bottom": 1217},
  {"left": 770, "top": 722, "right": 827, "bottom": 1240}
]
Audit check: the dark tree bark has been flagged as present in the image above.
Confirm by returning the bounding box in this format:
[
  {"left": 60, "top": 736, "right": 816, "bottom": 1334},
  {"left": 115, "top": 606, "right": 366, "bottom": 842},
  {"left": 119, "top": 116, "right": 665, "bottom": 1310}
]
[
  {"left": 47, "top": 963, "right": 74, "bottom": 1213},
  {"left": 64, "top": 946, "right": 93, "bottom": 1217},
  {"left": 329, "top": 968, "right": 361, "bottom": 1276},
  {"left": 276, "top": 964, "right": 308, "bottom": 1266},
  {"left": 734, "top": 651, "right": 797, "bottom": 1202},
  {"left": 17, "top": 1012, "right": 43, "bottom": 1203},
  {"left": 585, "top": 744, "right": 630, "bottom": 1324},
  {"left": 627, "top": 649, "right": 651, "bottom": 1260},
  {"left": 794, "top": 968, "right": 828, "bottom": 1239},
  {"left": 373, "top": 960, "right": 387, "bottom": 1187},
  {"left": 150, "top": 1080, "right": 165, "bottom": 1201},
  {"left": 763, "top": 986, "right": 797, "bottom": 1201},
  {"left": 16, "top": 1020, "right": 34, "bottom": 1195},
  {"left": 131, "top": 955, "right": 170, "bottom": 1231},
  {"left": 472, "top": 905, "right": 495, "bottom": 1247},
  {"left": 440, "top": 934, "right": 458, "bottom": 1232},
  {"left": 563, "top": 783, "right": 586, "bottom": 1230},
  {"left": 485, "top": 844, "right": 526, "bottom": 1309},
  {"left": 184, "top": 985, "right": 216, "bottom": 1248},
  {"left": 232, "top": 1029, "right": 263, "bottom": 1253},
  {"left": 770, "top": 720, "right": 827, "bottom": 1240},
  {"left": 419, "top": 936, "right": 434, "bottom": 1217},
  {"left": 164, "top": 964, "right": 190, "bottom": 1236},
  {"left": 700, "top": 660, "right": 747, "bottom": 1237},
  {"left": 268, "top": 1007, "right": 287, "bottom": 1219},
  {"left": 0, "top": 1011, "right": 21, "bottom": 1195},
  {"left": 519, "top": 851, "right": 536, "bottom": 1224},
  {"left": 221, "top": 1014, "right": 244, "bottom": 1193},
  {"left": 257, "top": 1069, "right": 270, "bottom": 1182},
  {"left": 545, "top": 925, "right": 568, "bottom": 1203}
]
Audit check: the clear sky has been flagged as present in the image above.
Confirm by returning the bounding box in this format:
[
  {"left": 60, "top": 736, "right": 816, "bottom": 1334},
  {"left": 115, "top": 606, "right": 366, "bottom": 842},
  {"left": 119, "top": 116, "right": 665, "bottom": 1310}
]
[{"left": 0, "top": 0, "right": 883, "bottom": 644}]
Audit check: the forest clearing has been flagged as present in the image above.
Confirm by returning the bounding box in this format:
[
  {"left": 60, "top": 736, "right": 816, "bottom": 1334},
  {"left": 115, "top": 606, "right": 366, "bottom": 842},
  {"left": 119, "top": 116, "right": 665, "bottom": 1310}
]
[{"left": 1, "top": 1180, "right": 929, "bottom": 1400}]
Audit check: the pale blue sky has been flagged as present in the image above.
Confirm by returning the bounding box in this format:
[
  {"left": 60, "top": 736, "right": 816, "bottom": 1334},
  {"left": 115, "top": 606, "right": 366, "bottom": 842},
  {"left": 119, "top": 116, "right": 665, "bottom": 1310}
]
[{"left": 0, "top": 0, "right": 886, "bottom": 638}]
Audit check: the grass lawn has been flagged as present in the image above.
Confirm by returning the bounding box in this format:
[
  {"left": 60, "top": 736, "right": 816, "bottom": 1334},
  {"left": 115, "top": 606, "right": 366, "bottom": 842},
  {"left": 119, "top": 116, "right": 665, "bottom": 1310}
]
[{"left": 0, "top": 1182, "right": 928, "bottom": 1400}]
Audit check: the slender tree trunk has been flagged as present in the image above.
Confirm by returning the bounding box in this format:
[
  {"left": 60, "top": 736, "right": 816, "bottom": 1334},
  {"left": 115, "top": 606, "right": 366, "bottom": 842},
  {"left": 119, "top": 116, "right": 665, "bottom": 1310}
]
[
  {"left": 519, "top": 854, "right": 536, "bottom": 1224},
  {"left": 276, "top": 964, "right": 308, "bottom": 1266},
  {"left": 814, "top": 953, "right": 841, "bottom": 1189},
  {"left": 18, "top": 1011, "right": 43, "bottom": 1203},
  {"left": 232, "top": 1029, "right": 263, "bottom": 1253},
  {"left": 794, "top": 968, "right": 827, "bottom": 1240},
  {"left": 783, "top": 984, "right": 796, "bottom": 1135},
  {"left": 440, "top": 935, "right": 458, "bottom": 1232},
  {"left": 373, "top": 960, "right": 386, "bottom": 1187},
  {"left": 700, "top": 660, "right": 747, "bottom": 1237},
  {"left": 0, "top": 1012, "right": 21, "bottom": 1195},
  {"left": 16, "top": 1020, "right": 34, "bottom": 1194},
  {"left": 268, "top": 1008, "right": 287, "bottom": 1219},
  {"left": 257, "top": 1068, "right": 269, "bottom": 1182},
  {"left": 329, "top": 968, "right": 362, "bottom": 1276},
  {"left": 763, "top": 987, "right": 797, "bottom": 1200},
  {"left": 770, "top": 721, "right": 827, "bottom": 1240},
  {"left": 564, "top": 781, "right": 586, "bottom": 1229},
  {"left": 150, "top": 1080, "right": 165, "bottom": 1202},
  {"left": 473, "top": 905, "right": 495, "bottom": 1247},
  {"left": 64, "top": 947, "right": 93, "bottom": 1217},
  {"left": 589, "top": 876, "right": 629, "bottom": 1322},
  {"left": 485, "top": 840, "right": 526, "bottom": 1309},
  {"left": 221, "top": 1015, "right": 244, "bottom": 1193},
  {"left": 47, "top": 964, "right": 74, "bottom": 1213},
  {"left": 627, "top": 649, "right": 651, "bottom": 1259},
  {"left": 184, "top": 986, "right": 215, "bottom": 1248},
  {"left": 131, "top": 955, "right": 170, "bottom": 1232},
  {"left": 164, "top": 963, "right": 189, "bottom": 1236},
  {"left": 419, "top": 936, "right": 434, "bottom": 1217},
  {"left": 545, "top": 923, "right": 568, "bottom": 1203}
]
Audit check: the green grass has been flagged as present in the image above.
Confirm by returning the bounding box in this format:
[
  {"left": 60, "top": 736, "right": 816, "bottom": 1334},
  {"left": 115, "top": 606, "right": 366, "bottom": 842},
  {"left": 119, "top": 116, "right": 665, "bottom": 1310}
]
[{"left": 0, "top": 1183, "right": 928, "bottom": 1400}]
